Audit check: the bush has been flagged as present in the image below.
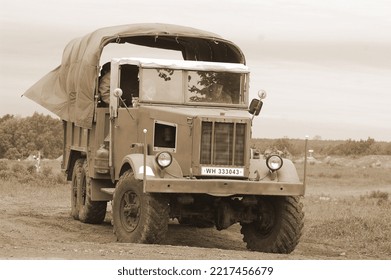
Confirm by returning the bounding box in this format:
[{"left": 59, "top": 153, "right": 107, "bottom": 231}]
[
  {"left": 329, "top": 137, "right": 377, "bottom": 156},
  {"left": 11, "top": 162, "right": 26, "bottom": 174},
  {"left": 17, "top": 174, "right": 36, "bottom": 184},
  {"left": 0, "top": 113, "right": 63, "bottom": 159},
  {"left": 41, "top": 166, "right": 53, "bottom": 177},
  {"left": 54, "top": 172, "right": 66, "bottom": 184},
  {"left": 0, "top": 161, "right": 9, "bottom": 171},
  {"left": 367, "top": 190, "right": 389, "bottom": 201},
  {"left": 0, "top": 160, "right": 67, "bottom": 187},
  {"left": 5, "top": 148, "right": 22, "bottom": 160},
  {"left": 361, "top": 190, "right": 389, "bottom": 206},
  {"left": 27, "top": 165, "right": 36, "bottom": 174},
  {"left": 0, "top": 170, "right": 11, "bottom": 180}
]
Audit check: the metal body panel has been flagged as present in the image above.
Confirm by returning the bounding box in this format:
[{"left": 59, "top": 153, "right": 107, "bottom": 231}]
[{"left": 112, "top": 108, "right": 139, "bottom": 179}]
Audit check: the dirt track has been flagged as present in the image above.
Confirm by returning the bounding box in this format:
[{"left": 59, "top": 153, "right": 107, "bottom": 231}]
[{"left": 0, "top": 183, "right": 356, "bottom": 260}]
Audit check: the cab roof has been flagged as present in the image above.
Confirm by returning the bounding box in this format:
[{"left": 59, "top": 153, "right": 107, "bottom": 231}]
[{"left": 113, "top": 57, "right": 249, "bottom": 72}]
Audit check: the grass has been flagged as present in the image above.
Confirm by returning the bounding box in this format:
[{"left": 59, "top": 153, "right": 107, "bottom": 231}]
[
  {"left": 296, "top": 161, "right": 391, "bottom": 188},
  {"left": 303, "top": 194, "right": 391, "bottom": 259},
  {"left": 0, "top": 159, "right": 68, "bottom": 208},
  {"left": 297, "top": 160, "right": 391, "bottom": 259},
  {"left": 0, "top": 159, "right": 65, "bottom": 186}
]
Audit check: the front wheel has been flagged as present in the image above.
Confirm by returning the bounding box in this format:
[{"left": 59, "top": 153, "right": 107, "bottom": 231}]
[
  {"left": 112, "top": 170, "right": 169, "bottom": 243},
  {"left": 241, "top": 196, "right": 304, "bottom": 254}
]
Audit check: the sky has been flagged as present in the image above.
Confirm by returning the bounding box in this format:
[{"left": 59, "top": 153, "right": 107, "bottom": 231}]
[{"left": 1, "top": 0, "right": 390, "bottom": 141}]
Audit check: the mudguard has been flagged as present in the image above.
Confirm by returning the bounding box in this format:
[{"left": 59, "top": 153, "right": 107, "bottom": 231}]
[
  {"left": 121, "top": 153, "right": 183, "bottom": 180},
  {"left": 249, "top": 158, "right": 300, "bottom": 183}
]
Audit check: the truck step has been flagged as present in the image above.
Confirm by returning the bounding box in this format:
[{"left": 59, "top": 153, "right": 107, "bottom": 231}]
[{"left": 101, "top": 188, "right": 115, "bottom": 196}]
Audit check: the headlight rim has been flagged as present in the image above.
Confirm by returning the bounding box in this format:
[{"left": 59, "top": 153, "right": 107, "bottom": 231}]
[
  {"left": 266, "top": 154, "right": 283, "bottom": 172},
  {"left": 155, "top": 151, "right": 173, "bottom": 169}
]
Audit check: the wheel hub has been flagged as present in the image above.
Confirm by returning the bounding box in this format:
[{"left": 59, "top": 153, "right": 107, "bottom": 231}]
[
  {"left": 121, "top": 191, "right": 140, "bottom": 232},
  {"left": 255, "top": 200, "right": 275, "bottom": 236}
]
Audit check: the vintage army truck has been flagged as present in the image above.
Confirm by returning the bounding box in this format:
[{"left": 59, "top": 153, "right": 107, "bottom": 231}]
[{"left": 24, "top": 24, "right": 307, "bottom": 253}]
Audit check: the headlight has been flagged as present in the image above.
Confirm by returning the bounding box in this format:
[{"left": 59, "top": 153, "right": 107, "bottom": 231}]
[
  {"left": 156, "top": 152, "right": 172, "bottom": 169},
  {"left": 266, "top": 154, "right": 283, "bottom": 172}
]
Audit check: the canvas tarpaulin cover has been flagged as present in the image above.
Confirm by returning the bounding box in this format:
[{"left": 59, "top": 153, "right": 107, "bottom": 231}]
[{"left": 23, "top": 23, "right": 245, "bottom": 128}]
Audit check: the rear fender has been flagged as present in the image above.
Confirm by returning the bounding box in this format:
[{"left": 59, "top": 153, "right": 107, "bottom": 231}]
[{"left": 65, "top": 150, "right": 83, "bottom": 181}]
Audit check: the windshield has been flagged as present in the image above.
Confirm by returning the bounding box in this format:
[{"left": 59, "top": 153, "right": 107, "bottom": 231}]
[
  {"left": 186, "top": 71, "right": 243, "bottom": 104},
  {"left": 140, "top": 68, "right": 246, "bottom": 105},
  {"left": 140, "top": 68, "right": 183, "bottom": 103}
]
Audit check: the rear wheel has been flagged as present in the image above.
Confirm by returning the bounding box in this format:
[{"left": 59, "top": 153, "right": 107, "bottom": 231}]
[
  {"left": 112, "top": 170, "right": 169, "bottom": 243},
  {"left": 241, "top": 196, "right": 304, "bottom": 254},
  {"left": 78, "top": 160, "right": 107, "bottom": 224},
  {"left": 70, "top": 159, "right": 83, "bottom": 220}
]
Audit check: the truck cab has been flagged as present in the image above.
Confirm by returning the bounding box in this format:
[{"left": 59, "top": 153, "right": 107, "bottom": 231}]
[{"left": 108, "top": 58, "right": 251, "bottom": 179}]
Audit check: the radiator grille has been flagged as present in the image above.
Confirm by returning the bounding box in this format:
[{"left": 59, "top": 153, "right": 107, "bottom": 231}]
[{"left": 200, "top": 121, "right": 246, "bottom": 166}]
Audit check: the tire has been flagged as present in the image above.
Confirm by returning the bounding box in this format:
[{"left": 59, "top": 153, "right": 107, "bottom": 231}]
[
  {"left": 78, "top": 160, "right": 107, "bottom": 224},
  {"left": 112, "top": 170, "right": 169, "bottom": 243},
  {"left": 241, "top": 196, "right": 304, "bottom": 254},
  {"left": 70, "top": 159, "right": 83, "bottom": 220}
]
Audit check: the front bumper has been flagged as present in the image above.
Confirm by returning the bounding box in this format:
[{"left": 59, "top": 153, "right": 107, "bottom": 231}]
[{"left": 144, "top": 177, "right": 305, "bottom": 196}]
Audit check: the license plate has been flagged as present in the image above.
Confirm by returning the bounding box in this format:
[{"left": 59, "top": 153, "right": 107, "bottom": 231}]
[{"left": 201, "top": 167, "right": 244, "bottom": 177}]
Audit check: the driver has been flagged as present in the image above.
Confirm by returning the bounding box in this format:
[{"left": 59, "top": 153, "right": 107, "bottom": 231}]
[
  {"left": 206, "top": 84, "right": 232, "bottom": 103},
  {"left": 98, "top": 62, "right": 110, "bottom": 104}
]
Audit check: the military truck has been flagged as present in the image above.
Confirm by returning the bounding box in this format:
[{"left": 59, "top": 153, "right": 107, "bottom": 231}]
[{"left": 24, "top": 24, "right": 307, "bottom": 253}]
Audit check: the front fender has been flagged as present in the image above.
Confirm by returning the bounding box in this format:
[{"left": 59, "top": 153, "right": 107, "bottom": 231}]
[
  {"left": 249, "top": 158, "right": 300, "bottom": 183},
  {"left": 121, "top": 153, "right": 183, "bottom": 180}
]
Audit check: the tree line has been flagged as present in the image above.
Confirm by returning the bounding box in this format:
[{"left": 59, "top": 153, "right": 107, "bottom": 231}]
[
  {"left": 1, "top": 113, "right": 390, "bottom": 160},
  {"left": 252, "top": 137, "right": 391, "bottom": 157},
  {"left": 0, "top": 113, "right": 63, "bottom": 160}
]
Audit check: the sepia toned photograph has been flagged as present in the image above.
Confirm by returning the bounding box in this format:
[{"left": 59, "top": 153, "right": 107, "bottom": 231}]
[{"left": 0, "top": 0, "right": 390, "bottom": 274}]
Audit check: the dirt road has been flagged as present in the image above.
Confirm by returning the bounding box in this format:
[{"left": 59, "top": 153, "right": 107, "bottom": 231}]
[{"left": 0, "top": 183, "right": 356, "bottom": 260}]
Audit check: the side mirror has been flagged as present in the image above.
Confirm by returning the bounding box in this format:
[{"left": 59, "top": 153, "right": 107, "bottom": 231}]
[
  {"left": 258, "top": 89, "right": 267, "bottom": 100},
  {"left": 249, "top": 99, "right": 263, "bottom": 116}
]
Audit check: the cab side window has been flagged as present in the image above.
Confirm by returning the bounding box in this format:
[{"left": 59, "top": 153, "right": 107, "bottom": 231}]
[{"left": 119, "top": 64, "right": 139, "bottom": 107}]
